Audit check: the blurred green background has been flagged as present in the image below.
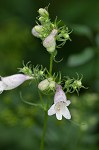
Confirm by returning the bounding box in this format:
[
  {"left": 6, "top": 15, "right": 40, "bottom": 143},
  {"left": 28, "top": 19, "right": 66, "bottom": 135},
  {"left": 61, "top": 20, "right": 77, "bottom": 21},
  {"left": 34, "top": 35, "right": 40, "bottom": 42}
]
[{"left": 0, "top": 0, "right": 99, "bottom": 150}]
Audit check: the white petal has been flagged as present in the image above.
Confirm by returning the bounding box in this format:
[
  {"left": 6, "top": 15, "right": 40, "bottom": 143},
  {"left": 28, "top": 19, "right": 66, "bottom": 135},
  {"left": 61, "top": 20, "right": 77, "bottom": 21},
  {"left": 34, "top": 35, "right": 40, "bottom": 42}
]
[
  {"left": 48, "top": 104, "right": 55, "bottom": 116},
  {"left": 38, "top": 79, "right": 49, "bottom": 91},
  {"left": 51, "top": 29, "right": 58, "bottom": 36},
  {"left": 43, "top": 35, "right": 55, "bottom": 48},
  {"left": 56, "top": 112, "right": 62, "bottom": 120},
  {"left": 2, "top": 74, "right": 31, "bottom": 90},
  {"left": 0, "top": 81, "right": 6, "bottom": 94},
  {"left": 62, "top": 106, "right": 71, "bottom": 119},
  {"left": 32, "top": 27, "right": 40, "bottom": 37},
  {"left": 0, "top": 91, "right": 3, "bottom": 94},
  {"left": 66, "top": 100, "right": 71, "bottom": 106},
  {"left": 54, "top": 89, "right": 66, "bottom": 104}
]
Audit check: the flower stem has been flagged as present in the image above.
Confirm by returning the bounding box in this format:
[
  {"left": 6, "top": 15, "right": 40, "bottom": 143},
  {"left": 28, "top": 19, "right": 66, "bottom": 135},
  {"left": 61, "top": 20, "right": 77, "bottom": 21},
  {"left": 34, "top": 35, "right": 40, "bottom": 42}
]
[
  {"left": 40, "top": 54, "right": 53, "bottom": 150},
  {"left": 40, "top": 110, "right": 48, "bottom": 150},
  {"left": 49, "top": 54, "right": 53, "bottom": 75},
  {"left": 38, "top": 90, "right": 44, "bottom": 108}
]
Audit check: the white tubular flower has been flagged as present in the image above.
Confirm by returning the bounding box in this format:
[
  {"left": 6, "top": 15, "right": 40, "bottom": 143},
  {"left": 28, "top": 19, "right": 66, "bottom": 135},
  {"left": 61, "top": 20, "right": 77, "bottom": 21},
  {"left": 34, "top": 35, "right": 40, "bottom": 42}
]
[
  {"left": 48, "top": 85, "right": 71, "bottom": 120},
  {"left": 0, "top": 74, "right": 33, "bottom": 94},
  {"left": 43, "top": 29, "right": 58, "bottom": 53}
]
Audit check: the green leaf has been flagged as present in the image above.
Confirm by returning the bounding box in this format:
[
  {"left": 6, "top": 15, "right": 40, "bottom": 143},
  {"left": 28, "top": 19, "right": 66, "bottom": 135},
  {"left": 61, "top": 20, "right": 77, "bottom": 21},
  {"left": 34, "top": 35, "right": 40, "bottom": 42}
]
[
  {"left": 96, "top": 34, "right": 99, "bottom": 47},
  {"left": 71, "top": 24, "right": 93, "bottom": 40},
  {"left": 67, "top": 47, "right": 95, "bottom": 67}
]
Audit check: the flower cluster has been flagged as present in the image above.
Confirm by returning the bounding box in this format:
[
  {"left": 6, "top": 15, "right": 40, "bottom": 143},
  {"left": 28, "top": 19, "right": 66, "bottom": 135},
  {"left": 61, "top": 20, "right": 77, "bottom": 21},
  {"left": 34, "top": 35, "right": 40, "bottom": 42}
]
[
  {"left": 64, "top": 74, "right": 85, "bottom": 94},
  {"left": 32, "top": 7, "right": 71, "bottom": 54},
  {"left": 0, "top": 6, "right": 85, "bottom": 122},
  {"left": 0, "top": 72, "right": 71, "bottom": 120},
  {"left": 0, "top": 60, "right": 85, "bottom": 121}
]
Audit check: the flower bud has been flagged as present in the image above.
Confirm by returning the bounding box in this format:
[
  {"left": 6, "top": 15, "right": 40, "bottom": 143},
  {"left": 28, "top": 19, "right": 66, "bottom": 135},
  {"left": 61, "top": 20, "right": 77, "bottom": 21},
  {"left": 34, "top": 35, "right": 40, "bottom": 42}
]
[
  {"left": 38, "top": 17, "right": 45, "bottom": 23},
  {"left": 73, "top": 80, "right": 82, "bottom": 88},
  {"left": 38, "top": 78, "right": 54, "bottom": 91},
  {"left": 32, "top": 27, "right": 40, "bottom": 38},
  {"left": 76, "top": 80, "right": 82, "bottom": 86},
  {"left": 38, "top": 8, "right": 49, "bottom": 17},
  {"left": 34, "top": 25, "right": 43, "bottom": 33},
  {"left": 43, "top": 29, "right": 57, "bottom": 53},
  {"left": 38, "top": 79, "right": 49, "bottom": 91},
  {"left": 39, "top": 71, "right": 44, "bottom": 76},
  {"left": 32, "top": 25, "right": 43, "bottom": 38},
  {"left": 63, "top": 33, "right": 69, "bottom": 39},
  {"left": 49, "top": 81, "right": 55, "bottom": 90},
  {"left": 0, "top": 74, "right": 33, "bottom": 93}
]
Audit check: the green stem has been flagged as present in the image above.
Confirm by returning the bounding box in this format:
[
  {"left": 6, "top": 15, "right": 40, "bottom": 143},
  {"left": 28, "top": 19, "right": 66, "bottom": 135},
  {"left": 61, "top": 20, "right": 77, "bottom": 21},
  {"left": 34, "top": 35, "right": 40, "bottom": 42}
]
[
  {"left": 35, "top": 78, "right": 44, "bottom": 109},
  {"left": 38, "top": 90, "right": 44, "bottom": 108},
  {"left": 49, "top": 54, "right": 53, "bottom": 75},
  {"left": 40, "top": 54, "right": 53, "bottom": 150},
  {"left": 40, "top": 110, "right": 48, "bottom": 150}
]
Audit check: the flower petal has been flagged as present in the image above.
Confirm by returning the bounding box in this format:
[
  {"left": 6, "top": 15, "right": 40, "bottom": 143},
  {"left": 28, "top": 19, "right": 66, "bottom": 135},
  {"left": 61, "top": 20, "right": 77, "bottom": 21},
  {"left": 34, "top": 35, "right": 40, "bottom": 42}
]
[
  {"left": 48, "top": 104, "right": 55, "bottom": 116},
  {"left": 54, "top": 89, "right": 66, "bottom": 104},
  {"left": 56, "top": 112, "right": 62, "bottom": 120},
  {"left": 2, "top": 74, "right": 32, "bottom": 90},
  {"left": 62, "top": 106, "right": 71, "bottom": 119},
  {"left": 0, "top": 81, "right": 6, "bottom": 94},
  {"left": 66, "top": 100, "right": 71, "bottom": 106}
]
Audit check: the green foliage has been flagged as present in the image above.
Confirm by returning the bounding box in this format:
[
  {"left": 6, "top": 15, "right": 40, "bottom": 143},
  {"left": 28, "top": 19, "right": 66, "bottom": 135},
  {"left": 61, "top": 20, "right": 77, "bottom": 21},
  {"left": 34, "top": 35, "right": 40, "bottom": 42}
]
[
  {"left": 67, "top": 47, "right": 95, "bottom": 67},
  {"left": 0, "top": 0, "right": 99, "bottom": 150}
]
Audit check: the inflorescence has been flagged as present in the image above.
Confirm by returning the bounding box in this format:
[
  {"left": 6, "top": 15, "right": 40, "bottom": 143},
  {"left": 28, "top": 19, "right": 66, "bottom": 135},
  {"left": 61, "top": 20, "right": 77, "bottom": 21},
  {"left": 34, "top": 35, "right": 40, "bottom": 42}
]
[{"left": 0, "top": 6, "right": 85, "bottom": 120}]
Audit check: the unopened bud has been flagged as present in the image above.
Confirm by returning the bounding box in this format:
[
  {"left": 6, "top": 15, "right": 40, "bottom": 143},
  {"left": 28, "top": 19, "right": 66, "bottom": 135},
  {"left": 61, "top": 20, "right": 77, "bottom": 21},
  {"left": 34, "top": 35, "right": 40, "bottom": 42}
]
[
  {"left": 63, "top": 33, "right": 69, "bottom": 39},
  {"left": 73, "top": 80, "right": 82, "bottom": 90},
  {"left": 39, "top": 71, "right": 44, "bottom": 76},
  {"left": 38, "top": 17, "right": 45, "bottom": 22},
  {"left": 43, "top": 29, "right": 57, "bottom": 53},
  {"left": 38, "top": 8, "right": 49, "bottom": 17},
  {"left": 75, "top": 80, "right": 82, "bottom": 86},
  {"left": 34, "top": 25, "right": 43, "bottom": 33},
  {"left": 38, "top": 79, "right": 49, "bottom": 91},
  {"left": 49, "top": 81, "right": 55, "bottom": 90},
  {"left": 32, "top": 27, "right": 40, "bottom": 38},
  {"left": 38, "top": 78, "right": 53, "bottom": 91}
]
